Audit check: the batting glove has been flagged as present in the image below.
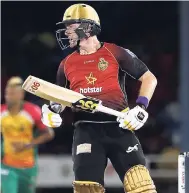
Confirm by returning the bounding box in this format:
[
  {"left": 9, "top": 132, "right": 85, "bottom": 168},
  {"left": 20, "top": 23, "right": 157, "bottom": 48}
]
[
  {"left": 49, "top": 101, "right": 66, "bottom": 113},
  {"left": 41, "top": 104, "right": 62, "bottom": 128},
  {"left": 117, "top": 106, "right": 148, "bottom": 131}
]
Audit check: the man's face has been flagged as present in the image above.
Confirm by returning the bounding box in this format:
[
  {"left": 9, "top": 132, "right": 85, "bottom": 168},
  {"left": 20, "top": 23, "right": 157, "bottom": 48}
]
[
  {"left": 65, "top": 23, "right": 80, "bottom": 48},
  {"left": 5, "top": 86, "right": 24, "bottom": 106}
]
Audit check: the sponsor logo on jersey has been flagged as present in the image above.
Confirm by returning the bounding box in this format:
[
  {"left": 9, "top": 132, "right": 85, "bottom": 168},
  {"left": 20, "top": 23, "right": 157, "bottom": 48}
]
[
  {"left": 98, "top": 58, "right": 109, "bottom": 71},
  {"left": 79, "top": 72, "right": 102, "bottom": 94},
  {"left": 80, "top": 87, "right": 102, "bottom": 94},
  {"left": 85, "top": 72, "right": 97, "bottom": 85}
]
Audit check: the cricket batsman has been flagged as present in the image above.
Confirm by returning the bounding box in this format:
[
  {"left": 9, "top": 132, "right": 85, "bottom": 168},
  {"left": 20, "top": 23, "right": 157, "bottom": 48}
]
[
  {"left": 1, "top": 77, "right": 54, "bottom": 193},
  {"left": 41, "top": 3, "right": 158, "bottom": 193}
]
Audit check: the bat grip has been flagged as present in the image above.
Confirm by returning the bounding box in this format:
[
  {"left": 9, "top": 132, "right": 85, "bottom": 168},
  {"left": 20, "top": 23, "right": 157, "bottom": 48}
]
[{"left": 96, "top": 105, "right": 125, "bottom": 118}]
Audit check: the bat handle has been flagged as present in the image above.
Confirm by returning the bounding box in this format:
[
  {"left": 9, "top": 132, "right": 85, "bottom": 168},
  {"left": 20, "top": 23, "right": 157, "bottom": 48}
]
[{"left": 96, "top": 105, "right": 125, "bottom": 118}]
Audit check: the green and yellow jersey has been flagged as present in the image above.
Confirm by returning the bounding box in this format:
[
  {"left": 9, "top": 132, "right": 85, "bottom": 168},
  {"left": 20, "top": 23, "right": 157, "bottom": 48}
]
[{"left": 1, "top": 102, "right": 47, "bottom": 168}]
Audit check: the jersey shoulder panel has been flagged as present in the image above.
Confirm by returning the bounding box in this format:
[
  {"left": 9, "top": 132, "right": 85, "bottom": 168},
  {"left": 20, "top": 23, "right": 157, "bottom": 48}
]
[
  {"left": 23, "top": 102, "right": 41, "bottom": 119},
  {"left": 103, "top": 42, "right": 121, "bottom": 61},
  {"left": 103, "top": 42, "right": 119, "bottom": 51},
  {"left": 59, "top": 51, "right": 77, "bottom": 68}
]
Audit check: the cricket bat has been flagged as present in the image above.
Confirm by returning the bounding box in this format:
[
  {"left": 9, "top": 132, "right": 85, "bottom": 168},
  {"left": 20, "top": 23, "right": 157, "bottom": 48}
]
[{"left": 22, "top": 75, "right": 125, "bottom": 118}]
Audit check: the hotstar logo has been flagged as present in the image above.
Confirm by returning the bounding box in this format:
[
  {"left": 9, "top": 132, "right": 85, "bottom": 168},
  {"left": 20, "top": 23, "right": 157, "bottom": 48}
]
[
  {"left": 80, "top": 72, "right": 102, "bottom": 94},
  {"left": 80, "top": 87, "right": 102, "bottom": 94},
  {"left": 85, "top": 72, "right": 97, "bottom": 85}
]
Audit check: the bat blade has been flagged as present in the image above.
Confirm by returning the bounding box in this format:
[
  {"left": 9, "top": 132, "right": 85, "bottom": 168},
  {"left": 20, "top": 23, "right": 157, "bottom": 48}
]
[
  {"left": 22, "top": 75, "right": 125, "bottom": 118},
  {"left": 22, "top": 75, "right": 85, "bottom": 107}
]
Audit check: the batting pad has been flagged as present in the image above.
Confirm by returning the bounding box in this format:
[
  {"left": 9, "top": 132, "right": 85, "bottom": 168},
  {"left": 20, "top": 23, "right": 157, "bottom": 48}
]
[
  {"left": 124, "top": 165, "right": 157, "bottom": 193},
  {"left": 73, "top": 181, "right": 105, "bottom": 193}
]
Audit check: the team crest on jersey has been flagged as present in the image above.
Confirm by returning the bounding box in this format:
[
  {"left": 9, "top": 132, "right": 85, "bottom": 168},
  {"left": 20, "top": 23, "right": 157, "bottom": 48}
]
[{"left": 98, "top": 58, "right": 108, "bottom": 71}]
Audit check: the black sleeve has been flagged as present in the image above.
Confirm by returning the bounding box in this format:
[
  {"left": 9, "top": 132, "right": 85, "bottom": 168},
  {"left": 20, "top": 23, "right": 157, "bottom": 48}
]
[
  {"left": 56, "top": 60, "right": 69, "bottom": 88},
  {"left": 116, "top": 46, "right": 149, "bottom": 79}
]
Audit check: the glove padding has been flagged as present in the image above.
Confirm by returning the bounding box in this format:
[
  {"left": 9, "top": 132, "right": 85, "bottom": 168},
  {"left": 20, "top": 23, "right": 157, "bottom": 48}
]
[
  {"left": 41, "top": 104, "right": 62, "bottom": 128},
  {"left": 117, "top": 105, "right": 148, "bottom": 131}
]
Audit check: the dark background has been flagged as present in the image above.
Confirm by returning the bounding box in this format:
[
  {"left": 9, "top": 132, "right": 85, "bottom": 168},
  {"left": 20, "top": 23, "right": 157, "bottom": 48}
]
[{"left": 1, "top": 1, "right": 180, "bottom": 193}]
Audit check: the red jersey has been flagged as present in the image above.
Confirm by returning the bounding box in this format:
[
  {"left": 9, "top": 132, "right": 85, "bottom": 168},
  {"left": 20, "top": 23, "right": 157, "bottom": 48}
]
[{"left": 57, "top": 43, "right": 148, "bottom": 121}]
